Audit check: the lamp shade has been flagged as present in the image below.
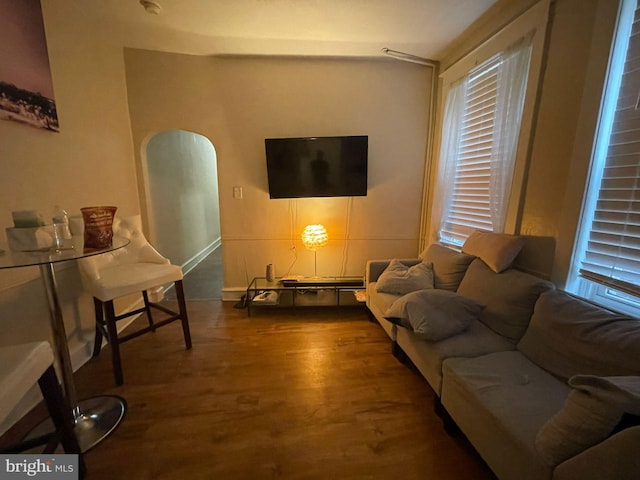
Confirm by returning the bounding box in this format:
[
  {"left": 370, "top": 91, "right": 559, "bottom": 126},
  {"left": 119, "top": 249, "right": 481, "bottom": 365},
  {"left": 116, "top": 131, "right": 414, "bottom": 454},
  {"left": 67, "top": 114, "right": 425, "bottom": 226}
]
[{"left": 301, "top": 224, "right": 328, "bottom": 251}]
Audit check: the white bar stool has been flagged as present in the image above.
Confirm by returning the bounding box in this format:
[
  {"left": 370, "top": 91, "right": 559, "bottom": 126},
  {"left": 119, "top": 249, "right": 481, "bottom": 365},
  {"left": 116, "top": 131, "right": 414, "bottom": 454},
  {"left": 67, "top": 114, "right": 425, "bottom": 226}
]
[
  {"left": 0, "top": 342, "right": 85, "bottom": 477},
  {"left": 78, "top": 214, "right": 191, "bottom": 386}
]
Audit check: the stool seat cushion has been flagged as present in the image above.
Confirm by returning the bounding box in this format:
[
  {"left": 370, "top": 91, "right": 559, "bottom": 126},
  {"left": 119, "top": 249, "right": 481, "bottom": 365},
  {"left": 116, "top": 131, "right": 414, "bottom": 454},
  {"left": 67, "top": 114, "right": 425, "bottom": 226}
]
[
  {"left": 0, "top": 342, "right": 53, "bottom": 428},
  {"left": 86, "top": 262, "right": 183, "bottom": 302}
]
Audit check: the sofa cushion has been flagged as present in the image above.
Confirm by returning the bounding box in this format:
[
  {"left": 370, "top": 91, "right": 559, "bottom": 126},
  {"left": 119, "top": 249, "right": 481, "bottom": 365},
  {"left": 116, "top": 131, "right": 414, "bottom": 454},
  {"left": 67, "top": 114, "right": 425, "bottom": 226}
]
[
  {"left": 395, "top": 319, "right": 515, "bottom": 395},
  {"left": 536, "top": 375, "right": 640, "bottom": 466},
  {"left": 461, "top": 230, "right": 525, "bottom": 273},
  {"left": 419, "top": 244, "right": 475, "bottom": 291},
  {"left": 375, "top": 259, "right": 434, "bottom": 295},
  {"left": 456, "top": 259, "right": 554, "bottom": 343},
  {"left": 441, "top": 351, "right": 569, "bottom": 480},
  {"left": 368, "top": 284, "right": 400, "bottom": 315},
  {"left": 552, "top": 426, "right": 640, "bottom": 480},
  {"left": 384, "top": 289, "right": 483, "bottom": 341},
  {"left": 518, "top": 290, "right": 640, "bottom": 379},
  {"left": 366, "top": 282, "right": 402, "bottom": 340}
]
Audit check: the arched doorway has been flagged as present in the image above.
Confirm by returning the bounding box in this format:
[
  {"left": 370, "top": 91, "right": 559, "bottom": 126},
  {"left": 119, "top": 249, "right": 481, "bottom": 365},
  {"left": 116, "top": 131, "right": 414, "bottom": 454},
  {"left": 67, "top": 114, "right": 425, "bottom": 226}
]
[{"left": 144, "top": 129, "right": 222, "bottom": 300}]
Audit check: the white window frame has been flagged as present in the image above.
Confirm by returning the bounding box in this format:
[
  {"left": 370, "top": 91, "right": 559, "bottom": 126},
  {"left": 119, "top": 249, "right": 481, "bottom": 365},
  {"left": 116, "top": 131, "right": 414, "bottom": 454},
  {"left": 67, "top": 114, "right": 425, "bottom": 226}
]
[
  {"left": 567, "top": 0, "right": 640, "bottom": 317},
  {"left": 429, "top": 0, "right": 550, "bottom": 246}
]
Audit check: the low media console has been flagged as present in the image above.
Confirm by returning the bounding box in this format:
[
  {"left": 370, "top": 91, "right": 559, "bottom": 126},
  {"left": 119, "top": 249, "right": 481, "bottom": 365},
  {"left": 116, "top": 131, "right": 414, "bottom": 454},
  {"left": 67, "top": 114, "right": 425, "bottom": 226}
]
[{"left": 246, "top": 276, "right": 365, "bottom": 316}]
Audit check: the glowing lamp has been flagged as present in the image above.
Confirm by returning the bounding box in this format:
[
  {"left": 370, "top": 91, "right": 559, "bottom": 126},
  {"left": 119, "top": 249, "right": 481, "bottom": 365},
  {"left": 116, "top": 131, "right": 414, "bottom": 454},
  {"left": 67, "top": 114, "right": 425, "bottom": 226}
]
[{"left": 301, "top": 224, "right": 328, "bottom": 277}]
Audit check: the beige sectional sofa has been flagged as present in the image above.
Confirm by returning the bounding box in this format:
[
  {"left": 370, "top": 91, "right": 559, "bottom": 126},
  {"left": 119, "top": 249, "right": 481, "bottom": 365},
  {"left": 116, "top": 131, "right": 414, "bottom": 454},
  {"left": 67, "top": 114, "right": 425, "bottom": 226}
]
[{"left": 365, "top": 241, "right": 640, "bottom": 480}]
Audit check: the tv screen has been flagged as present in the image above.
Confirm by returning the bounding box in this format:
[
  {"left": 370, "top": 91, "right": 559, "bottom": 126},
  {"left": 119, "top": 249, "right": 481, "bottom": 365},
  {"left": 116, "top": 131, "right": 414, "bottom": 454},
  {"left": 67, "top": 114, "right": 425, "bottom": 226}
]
[{"left": 265, "top": 135, "right": 368, "bottom": 199}]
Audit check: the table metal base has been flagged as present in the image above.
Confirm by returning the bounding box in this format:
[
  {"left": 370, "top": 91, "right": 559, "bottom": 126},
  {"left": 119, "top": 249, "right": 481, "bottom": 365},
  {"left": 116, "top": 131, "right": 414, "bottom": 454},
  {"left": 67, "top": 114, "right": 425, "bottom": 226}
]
[
  {"left": 74, "top": 395, "right": 126, "bottom": 452},
  {"left": 28, "top": 395, "right": 126, "bottom": 453}
]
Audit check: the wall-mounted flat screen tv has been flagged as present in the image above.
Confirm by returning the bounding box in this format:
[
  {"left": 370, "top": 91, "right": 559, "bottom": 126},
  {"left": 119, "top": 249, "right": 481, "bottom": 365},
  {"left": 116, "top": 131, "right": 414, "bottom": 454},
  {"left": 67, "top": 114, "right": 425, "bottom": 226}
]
[{"left": 265, "top": 135, "right": 368, "bottom": 199}]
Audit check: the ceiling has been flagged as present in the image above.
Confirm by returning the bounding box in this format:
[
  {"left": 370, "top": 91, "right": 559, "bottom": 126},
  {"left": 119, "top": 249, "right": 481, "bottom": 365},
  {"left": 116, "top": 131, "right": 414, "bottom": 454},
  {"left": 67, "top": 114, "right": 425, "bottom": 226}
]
[{"left": 82, "top": 0, "right": 498, "bottom": 59}]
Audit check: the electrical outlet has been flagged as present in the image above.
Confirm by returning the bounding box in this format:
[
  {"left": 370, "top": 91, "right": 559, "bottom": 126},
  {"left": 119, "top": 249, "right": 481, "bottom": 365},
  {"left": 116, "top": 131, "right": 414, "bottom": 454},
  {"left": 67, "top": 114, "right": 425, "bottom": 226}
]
[{"left": 233, "top": 186, "right": 243, "bottom": 199}]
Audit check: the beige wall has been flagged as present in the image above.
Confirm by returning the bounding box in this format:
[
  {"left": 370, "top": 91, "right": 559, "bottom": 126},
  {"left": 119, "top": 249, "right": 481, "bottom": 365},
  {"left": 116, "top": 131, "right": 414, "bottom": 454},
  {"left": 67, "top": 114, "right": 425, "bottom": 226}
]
[
  {"left": 428, "top": 0, "right": 620, "bottom": 281},
  {"left": 549, "top": 0, "right": 620, "bottom": 286},
  {"left": 0, "top": 1, "right": 139, "bottom": 345},
  {"left": 0, "top": 1, "right": 140, "bottom": 425},
  {"left": 517, "top": 0, "right": 619, "bottom": 283},
  {"left": 124, "top": 52, "right": 433, "bottom": 294}
]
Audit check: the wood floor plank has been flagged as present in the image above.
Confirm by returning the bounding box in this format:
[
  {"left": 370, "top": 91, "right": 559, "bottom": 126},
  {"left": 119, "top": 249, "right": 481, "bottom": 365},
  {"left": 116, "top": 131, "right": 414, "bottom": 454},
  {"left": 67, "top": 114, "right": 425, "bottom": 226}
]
[{"left": 74, "top": 301, "right": 495, "bottom": 479}]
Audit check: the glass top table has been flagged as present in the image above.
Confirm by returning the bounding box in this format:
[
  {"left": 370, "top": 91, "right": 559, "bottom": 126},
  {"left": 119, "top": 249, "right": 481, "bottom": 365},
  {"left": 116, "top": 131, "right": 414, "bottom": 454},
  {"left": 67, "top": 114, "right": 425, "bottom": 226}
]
[
  {"left": 0, "top": 236, "right": 129, "bottom": 452},
  {"left": 0, "top": 236, "right": 129, "bottom": 269}
]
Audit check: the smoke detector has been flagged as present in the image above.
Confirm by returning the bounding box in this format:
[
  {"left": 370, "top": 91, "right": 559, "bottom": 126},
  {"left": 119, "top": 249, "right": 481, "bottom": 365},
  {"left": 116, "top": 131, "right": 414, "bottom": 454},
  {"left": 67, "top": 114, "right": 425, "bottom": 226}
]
[{"left": 140, "top": 0, "right": 161, "bottom": 15}]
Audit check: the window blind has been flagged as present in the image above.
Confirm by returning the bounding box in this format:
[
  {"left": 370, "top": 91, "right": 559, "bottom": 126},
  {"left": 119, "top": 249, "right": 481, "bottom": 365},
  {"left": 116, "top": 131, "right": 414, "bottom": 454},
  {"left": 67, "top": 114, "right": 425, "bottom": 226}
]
[
  {"left": 580, "top": 3, "right": 640, "bottom": 296},
  {"left": 438, "top": 35, "right": 533, "bottom": 248},
  {"left": 440, "top": 56, "right": 501, "bottom": 246}
]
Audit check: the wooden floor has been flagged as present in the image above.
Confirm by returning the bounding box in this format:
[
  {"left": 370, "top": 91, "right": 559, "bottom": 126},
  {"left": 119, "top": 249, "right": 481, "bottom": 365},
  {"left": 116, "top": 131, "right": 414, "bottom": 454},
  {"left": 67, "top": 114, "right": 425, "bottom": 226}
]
[{"left": 71, "top": 301, "right": 495, "bottom": 479}]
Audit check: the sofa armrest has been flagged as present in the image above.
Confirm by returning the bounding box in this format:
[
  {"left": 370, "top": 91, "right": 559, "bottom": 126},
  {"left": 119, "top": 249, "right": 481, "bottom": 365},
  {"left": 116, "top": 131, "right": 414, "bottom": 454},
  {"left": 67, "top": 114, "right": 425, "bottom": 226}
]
[
  {"left": 553, "top": 426, "right": 640, "bottom": 480},
  {"left": 365, "top": 258, "right": 421, "bottom": 284}
]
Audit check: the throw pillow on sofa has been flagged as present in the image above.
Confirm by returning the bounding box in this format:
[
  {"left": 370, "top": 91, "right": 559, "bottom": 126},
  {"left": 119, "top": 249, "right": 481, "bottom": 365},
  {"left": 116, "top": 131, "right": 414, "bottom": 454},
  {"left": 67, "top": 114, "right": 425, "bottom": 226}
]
[
  {"left": 461, "top": 230, "right": 525, "bottom": 273},
  {"left": 535, "top": 374, "right": 640, "bottom": 465},
  {"left": 419, "top": 243, "right": 475, "bottom": 291},
  {"left": 375, "top": 259, "right": 434, "bottom": 295},
  {"left": 384, "top": 289, "right": 484, "bottom": 341}
]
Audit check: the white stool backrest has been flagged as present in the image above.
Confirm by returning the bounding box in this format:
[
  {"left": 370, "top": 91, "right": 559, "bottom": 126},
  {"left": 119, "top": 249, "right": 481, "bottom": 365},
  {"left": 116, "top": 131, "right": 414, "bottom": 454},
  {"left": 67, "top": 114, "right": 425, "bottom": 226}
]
[{"left": 77, "top": 214, "right": 170, "bottom": 290}]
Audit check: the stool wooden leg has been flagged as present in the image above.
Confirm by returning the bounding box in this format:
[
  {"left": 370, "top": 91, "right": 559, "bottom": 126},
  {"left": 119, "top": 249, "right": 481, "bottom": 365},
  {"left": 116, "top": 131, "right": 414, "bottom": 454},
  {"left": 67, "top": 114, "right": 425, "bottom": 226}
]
[
  {"left": 142, "top": 290, "right": 156, "bottom": 332},
  {"left": 175, "top": 280, "right": 192, "bottom": 350},
  {"left": 104, "top": 300, "right": 124, "bottom": 386},
  {"left": 93, "top": 297, "right": 104, "bottom": 357}
]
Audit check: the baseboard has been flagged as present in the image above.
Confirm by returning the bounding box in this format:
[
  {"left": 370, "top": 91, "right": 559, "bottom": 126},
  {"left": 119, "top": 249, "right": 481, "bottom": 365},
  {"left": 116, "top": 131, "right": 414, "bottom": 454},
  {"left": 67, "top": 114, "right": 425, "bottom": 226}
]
[
  {"left": 222, "top": 287, "right": 246, "bottom": 302},
  {"left": 182, "top": 238, "right": 221, "bottom": 276}
]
